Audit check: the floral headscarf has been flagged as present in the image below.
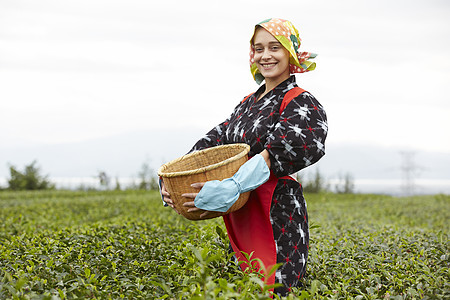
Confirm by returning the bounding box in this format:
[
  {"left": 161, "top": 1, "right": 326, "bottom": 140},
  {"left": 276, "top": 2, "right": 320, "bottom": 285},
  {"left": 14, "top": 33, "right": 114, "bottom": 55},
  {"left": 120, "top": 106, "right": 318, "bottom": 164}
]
[{"left": 250, "top": 18, "right": 317, "bottom": 84}]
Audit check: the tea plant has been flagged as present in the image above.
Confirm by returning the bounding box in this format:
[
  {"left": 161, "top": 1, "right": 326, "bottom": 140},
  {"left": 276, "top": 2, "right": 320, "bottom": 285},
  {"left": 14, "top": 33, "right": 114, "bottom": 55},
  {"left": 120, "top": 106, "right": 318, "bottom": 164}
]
[{"left": 0, "top": 190, "right": 448, "bottom": 299}]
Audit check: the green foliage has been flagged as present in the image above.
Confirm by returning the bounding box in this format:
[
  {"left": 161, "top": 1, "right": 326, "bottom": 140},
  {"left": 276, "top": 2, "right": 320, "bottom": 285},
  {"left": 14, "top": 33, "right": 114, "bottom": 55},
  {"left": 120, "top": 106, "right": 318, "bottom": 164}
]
[
  {"left": 137, "top": 161, "right": 159, "bottom": 191},
  {"left": 298, "top": 168, "right": 329, "bottom": 193},
  {"left": 334, "top": 172, "right": 355, "bottom": 194},
  {"left": 0, "top": 191, "right": 448, "bottom": 299},
  {"left": 7, "top": 161, "right": 54, "bottom": 191},
  {"left": 302, "top": 193, "right": 449, "bottom": 299},
  {"left": 97, "top": 171, "right": 110, "bottom": 189}
]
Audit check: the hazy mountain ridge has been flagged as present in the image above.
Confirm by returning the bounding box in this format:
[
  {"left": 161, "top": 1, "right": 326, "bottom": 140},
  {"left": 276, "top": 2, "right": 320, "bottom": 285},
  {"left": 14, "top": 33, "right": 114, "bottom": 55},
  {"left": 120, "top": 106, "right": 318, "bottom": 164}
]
[{"left": 1, "top": 129, "right": 449, "bottom": 191}]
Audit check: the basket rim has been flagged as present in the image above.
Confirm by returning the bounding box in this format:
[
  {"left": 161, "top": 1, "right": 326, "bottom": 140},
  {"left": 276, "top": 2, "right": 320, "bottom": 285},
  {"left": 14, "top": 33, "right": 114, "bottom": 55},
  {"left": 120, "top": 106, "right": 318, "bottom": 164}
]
[{"left": 157, "top": 143, "right": 250, "bottom": 178}]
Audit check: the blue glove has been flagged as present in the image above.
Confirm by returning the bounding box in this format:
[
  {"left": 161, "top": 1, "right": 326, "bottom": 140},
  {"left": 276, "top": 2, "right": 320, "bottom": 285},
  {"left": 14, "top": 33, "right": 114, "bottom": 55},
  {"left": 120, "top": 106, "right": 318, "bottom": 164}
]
[{"left": 194, "top": 154, "right": 270, "bottom": 212}]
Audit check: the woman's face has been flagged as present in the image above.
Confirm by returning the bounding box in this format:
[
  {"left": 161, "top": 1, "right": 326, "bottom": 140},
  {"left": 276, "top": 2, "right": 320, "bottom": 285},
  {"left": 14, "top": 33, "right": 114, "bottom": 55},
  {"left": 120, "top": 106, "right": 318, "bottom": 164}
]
[{"left": 252, "top": 27, "right": 290, "bottom": 85}]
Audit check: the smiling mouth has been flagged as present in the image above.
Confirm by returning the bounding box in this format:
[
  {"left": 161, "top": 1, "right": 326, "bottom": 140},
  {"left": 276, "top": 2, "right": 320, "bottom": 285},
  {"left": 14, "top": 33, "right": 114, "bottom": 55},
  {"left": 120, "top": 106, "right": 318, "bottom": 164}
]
[{"left": 261, "top": 63, "right": 277, "bottom": 69}]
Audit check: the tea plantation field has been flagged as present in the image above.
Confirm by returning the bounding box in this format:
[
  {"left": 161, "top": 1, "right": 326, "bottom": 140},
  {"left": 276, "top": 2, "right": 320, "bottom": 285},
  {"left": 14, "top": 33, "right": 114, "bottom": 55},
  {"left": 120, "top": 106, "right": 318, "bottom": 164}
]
[{"left": 0, "top": 190, "right": 448, "bottom": 299}]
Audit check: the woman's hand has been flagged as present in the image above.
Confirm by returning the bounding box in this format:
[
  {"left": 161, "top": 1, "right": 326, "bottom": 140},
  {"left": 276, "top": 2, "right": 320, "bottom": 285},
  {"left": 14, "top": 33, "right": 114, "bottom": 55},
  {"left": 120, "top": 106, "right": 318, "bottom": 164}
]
[
  {"left": 182, "top": 182, "right": 216, "bottom": 219},
  {"left": 160, "top": 181, "right": 180, "bottom": 214}
]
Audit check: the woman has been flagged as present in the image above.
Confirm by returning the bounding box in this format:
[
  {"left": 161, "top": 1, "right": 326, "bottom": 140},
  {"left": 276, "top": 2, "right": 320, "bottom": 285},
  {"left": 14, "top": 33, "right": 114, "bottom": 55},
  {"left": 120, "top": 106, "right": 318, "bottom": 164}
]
[{"left": 161, "top": 18, "right": 327, "bottom": 296}]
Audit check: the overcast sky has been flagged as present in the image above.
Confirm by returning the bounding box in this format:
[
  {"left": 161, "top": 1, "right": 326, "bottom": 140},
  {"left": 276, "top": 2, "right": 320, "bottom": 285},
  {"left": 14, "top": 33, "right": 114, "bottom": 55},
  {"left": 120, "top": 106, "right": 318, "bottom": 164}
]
[{"left": 1, "top": 0, "right": 449, "bottom": 156}]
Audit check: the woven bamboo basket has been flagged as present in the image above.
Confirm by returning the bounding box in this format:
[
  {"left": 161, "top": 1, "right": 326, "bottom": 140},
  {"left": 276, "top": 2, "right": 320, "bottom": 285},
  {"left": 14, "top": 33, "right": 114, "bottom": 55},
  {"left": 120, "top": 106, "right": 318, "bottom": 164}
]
[{"left": 157, "top": 143, "right": 251, "bottom": 220}]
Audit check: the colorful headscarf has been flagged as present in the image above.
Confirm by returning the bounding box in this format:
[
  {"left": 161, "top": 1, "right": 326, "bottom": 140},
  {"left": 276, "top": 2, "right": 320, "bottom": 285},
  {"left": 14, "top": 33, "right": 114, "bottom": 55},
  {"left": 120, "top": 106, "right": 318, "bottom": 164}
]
[{"left": 249, "top": 18, "right": 317, "bottom": 84}]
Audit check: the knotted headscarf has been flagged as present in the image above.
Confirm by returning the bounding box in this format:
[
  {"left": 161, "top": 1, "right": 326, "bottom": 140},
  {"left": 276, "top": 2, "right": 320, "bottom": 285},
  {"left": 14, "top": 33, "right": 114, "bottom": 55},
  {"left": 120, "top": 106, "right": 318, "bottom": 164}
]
[{"left": 250, "top": 18, "right": 317, "bottom": 84}]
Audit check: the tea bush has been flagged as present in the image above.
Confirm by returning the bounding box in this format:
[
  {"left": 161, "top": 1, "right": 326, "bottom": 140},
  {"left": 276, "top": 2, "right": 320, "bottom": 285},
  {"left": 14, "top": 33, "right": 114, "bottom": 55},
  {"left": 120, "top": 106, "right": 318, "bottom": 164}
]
[{"left": 0, "top": 190, "right": 448, "bottom": 299}]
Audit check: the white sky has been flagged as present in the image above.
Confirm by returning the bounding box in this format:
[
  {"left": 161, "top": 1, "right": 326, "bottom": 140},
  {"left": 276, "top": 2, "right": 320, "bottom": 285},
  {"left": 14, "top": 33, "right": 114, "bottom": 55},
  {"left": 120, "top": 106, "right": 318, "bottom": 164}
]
[{"left": 1, "top": 0, "right": 450, "bottom": 153}]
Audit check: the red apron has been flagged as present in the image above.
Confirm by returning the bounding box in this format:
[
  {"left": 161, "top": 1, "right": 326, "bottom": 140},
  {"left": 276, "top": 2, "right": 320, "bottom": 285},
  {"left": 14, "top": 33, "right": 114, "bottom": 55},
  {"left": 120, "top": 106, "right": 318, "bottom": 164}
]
[{"left": 223, "top": 172, "right": 293, "bottom": 289}]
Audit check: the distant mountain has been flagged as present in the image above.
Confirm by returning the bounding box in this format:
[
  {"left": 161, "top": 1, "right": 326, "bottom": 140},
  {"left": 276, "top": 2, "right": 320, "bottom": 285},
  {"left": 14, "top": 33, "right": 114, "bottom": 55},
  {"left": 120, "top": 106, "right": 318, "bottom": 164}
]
[
  {"left": 0, "top": 128, "right": 207, "bottom": 178},
  {"left": 1, "top": 128, "right": 449, "bottom": 194},
  {"left": 308, "top": 142, "right": 450, "bottom": 180}
]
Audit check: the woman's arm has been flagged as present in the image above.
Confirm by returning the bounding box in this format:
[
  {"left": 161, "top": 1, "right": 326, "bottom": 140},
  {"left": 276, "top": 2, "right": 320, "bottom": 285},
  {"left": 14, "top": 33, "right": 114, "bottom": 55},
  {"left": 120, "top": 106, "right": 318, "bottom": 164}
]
[
  {"left": 182, "top": 149, "right": 271, "bottom": 218},
  {"left": 264, "top": 92, "right": 327, "bottom": 177}
]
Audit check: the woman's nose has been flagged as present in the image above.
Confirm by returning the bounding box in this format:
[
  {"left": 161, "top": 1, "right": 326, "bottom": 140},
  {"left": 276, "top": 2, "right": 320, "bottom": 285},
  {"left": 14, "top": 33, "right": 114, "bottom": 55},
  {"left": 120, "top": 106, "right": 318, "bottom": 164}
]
[{"left": 261, "top": 49, "right": 272, "bottom": 60}]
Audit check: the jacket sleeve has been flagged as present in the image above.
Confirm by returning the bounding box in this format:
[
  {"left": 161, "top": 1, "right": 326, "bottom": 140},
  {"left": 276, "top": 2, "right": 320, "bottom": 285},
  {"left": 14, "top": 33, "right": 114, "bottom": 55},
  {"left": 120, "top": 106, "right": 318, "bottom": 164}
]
[
  {"left": 188, "top": 119, "right": 230, "bottom": 153},
  {"left": 264, "top": 92, "right": 328, "bottom": 177},
  {"left": 188, "top": 97, "right": 248, "bottom": 153}
]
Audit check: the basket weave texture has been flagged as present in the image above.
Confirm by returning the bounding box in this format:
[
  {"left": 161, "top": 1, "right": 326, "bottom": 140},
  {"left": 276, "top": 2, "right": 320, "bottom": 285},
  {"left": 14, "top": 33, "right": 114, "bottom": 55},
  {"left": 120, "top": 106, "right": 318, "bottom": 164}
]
[{"left": 157, "top": 143, "right": 251, "bottom": 220}]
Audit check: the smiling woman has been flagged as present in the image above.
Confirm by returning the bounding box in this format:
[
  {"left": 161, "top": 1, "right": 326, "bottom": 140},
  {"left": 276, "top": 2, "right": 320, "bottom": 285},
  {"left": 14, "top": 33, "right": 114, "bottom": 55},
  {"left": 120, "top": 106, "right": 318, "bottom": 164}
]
[
  {"left": 160, "top": 18, "right": 326, "bottom": 297},
  {"left": 252, "top": 28, "right": 291, "bottom": 95}
]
